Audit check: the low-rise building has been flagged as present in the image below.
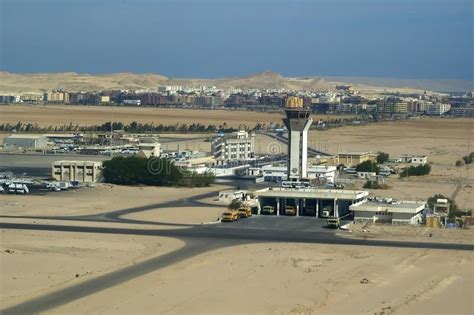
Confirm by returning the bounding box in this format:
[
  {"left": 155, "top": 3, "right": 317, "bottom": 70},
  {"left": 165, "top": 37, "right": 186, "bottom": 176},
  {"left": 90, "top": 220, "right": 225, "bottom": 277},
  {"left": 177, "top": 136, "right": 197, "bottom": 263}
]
[
  {"left": 3, "top": 134, "right": 48, "bottom": 149},
  {"left": 330, "top": 152, "right": 377, "bottom": 167},
  {"left": 261, "top": 165, "right": 337, "bottom": 183},
  {"left": 350, "top": 199, "right": 425, "bottom": 224},
  {"left": 52, "top": 160, "right": 103, "bottom": 183},
  {"left": 398, "top": 155, "right": 427, "bottom": 164}
]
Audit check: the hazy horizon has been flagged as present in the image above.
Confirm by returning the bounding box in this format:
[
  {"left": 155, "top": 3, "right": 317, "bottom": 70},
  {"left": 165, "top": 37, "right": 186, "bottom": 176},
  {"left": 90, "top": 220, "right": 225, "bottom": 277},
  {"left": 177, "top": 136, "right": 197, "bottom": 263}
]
[{"left": 1, "top": 0, "right": 473, "bottom": 81}]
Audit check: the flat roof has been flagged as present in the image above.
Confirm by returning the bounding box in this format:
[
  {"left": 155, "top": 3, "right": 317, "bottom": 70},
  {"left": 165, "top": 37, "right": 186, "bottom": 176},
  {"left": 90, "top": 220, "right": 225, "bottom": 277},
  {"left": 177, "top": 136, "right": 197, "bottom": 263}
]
[
  {"left": 6, "top": 134, "right": 46, "bottom": 139},
  {"left": 53, "top": 160, "right": 102, "bottom": 164},
  {"left": 350, "top": 201, "right": 425, "bottom": 214},
  {"left": 255, "top": 187, "right": 368, "bottom": 200}
]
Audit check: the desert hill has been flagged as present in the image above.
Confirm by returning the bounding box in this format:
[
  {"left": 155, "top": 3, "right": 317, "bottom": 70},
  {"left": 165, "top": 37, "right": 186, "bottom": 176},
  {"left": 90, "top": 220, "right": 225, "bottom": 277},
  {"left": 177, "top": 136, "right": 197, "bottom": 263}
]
[{"left": 0, "top": 71, "right": 471, "bottom": 94}]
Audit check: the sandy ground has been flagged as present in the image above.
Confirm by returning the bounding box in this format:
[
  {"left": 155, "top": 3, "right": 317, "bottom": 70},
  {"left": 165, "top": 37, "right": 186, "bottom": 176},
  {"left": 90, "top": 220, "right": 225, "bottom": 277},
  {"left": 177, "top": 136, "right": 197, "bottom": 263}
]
[
  {"left": 344, "top": 222, "right": 474, "bottom": 245},
  {"left": 0, "top": 229, "right": 183, "bottom": 309},
  {"left": 123, "top": 206, "right": 225, "bottom": 225},
  {"left": 0, "top": 184, "right": 225, "bottom": 217},
  {"left": 0, "top": 104, "right": 347, "bottom": 129},
  {"left": 47, "top": 243, "right": 473, "bottom": 315}
]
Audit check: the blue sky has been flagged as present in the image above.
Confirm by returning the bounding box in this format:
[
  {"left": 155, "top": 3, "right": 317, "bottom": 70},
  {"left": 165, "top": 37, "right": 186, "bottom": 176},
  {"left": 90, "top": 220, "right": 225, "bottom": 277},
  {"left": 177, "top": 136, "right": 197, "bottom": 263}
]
[{"left": 1, "top": 0, "right": 472, "bottom": 80}]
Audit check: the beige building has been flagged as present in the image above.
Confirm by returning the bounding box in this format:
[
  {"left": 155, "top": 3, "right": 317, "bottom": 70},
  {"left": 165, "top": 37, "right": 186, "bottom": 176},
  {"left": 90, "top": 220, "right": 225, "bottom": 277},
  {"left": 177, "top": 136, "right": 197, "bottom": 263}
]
[
  {"left": 326, "top": 152, "right": 377, "bottom": 167},
  {"left": 137, "top": 137, "right": 161, "bottom": 158},
  {"left": 52, "top": 160, "right": 103, "bottom": 183},
  {"left": 44, "top": 91, "right": 69, "bottom": 103}
]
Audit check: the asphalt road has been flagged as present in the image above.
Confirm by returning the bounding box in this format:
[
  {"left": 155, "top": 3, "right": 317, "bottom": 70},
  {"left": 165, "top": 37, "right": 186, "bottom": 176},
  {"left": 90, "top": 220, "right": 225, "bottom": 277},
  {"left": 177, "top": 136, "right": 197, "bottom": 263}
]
[{"left": 1, "top": 190, "right": 473, "bottom": 314}]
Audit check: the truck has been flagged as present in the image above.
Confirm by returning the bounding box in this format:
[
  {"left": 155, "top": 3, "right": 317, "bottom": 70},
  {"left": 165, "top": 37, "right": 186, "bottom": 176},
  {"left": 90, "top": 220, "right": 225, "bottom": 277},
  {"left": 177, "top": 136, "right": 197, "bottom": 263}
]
[
  {"left": 285, "top": 205, "right": 296, "bottom": 216},
  {"left": 238, "top": 205, "right": 252, "bottom": 218},
  {"left": 326, "top": 217, "right": 340, "bottom": 228},
  {"left": 221, "top": 209, "right": 239, "bottom": 222},
  {"left": 261, "top": 205, "right": 275, "bottom": 215}
]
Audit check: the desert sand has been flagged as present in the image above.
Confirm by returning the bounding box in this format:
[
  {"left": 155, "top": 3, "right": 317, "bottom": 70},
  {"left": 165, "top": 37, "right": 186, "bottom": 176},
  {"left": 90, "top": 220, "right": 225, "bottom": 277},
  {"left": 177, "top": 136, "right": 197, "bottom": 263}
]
[
  {"left": 0, "top": 104, "right": 349, "bottom": 128},
  {"left": 0, "top": 229, "right": 183, "bottom": 309},
  {"left": 0, "top": 184, "right": 225, "bottom": 218},
  {"left": 46, "top": 243, "right": 473, "bottom": 314}
]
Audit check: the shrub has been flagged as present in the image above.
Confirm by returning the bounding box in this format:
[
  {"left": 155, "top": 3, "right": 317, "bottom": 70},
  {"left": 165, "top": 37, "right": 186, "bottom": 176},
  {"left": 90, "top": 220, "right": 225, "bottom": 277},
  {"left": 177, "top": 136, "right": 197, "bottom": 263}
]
[
  {"left": 400, "top": 164, "right": 431, "bottom": 178},
  {"left": 228, "top": 199, "right": 243, "bottom": 210},
  {"left": 462, "top": 152, "right": 474, "bottom": 164},
  {"left": 363, "top": 180, "right": 389, "bottom": 189}
]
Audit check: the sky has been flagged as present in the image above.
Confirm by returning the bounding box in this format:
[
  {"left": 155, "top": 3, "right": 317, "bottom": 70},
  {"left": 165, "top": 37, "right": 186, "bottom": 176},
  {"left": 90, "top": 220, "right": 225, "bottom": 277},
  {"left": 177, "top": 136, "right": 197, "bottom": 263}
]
[{"left": 0, "top": 0, "right": 473, "bottom": 80}]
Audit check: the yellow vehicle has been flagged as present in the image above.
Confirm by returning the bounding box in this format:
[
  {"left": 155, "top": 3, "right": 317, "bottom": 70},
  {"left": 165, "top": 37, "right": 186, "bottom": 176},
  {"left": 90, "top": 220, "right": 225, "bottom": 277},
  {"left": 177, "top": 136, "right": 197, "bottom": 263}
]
[
  {"left": 285, "top": 205, "right": 296, "bottom": 216},
  {"left": 326, "top": 217, "right": 340, "bottom": 228},
  {"left": 221, "top": 209, "right": 239, "bottom": 222},
  {"left": 238, "top": 206, "right": 252, "bottom": 218},
  {"left": 261, "top": 205, "right": 275, "bottom": 215}
]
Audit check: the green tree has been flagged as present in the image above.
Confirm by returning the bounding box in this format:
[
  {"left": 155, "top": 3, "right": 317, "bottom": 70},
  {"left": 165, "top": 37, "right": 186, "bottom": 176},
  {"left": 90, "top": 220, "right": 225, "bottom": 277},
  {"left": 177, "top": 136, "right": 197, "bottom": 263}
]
[
  {"left": 356, "top": 160, "right": 380, "bottom": 174},
  {"left": 376, "top": 152, "right": 390, "bottom": 164}
]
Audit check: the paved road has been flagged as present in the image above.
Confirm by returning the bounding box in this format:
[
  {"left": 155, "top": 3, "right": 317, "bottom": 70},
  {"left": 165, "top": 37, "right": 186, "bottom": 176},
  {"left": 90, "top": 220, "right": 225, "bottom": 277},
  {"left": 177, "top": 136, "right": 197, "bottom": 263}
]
[{"left": 1, "top": 191, "right": 473, "bottom": 314}]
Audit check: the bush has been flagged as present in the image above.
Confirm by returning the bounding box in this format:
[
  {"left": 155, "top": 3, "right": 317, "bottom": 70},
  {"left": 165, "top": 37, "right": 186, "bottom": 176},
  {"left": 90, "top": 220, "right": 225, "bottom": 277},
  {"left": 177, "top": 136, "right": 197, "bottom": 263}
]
[
  {"left": 400, "top": 164, "right": 431, "bottom": 178},
  {"left": 228, "top": 199, "right": 243, "bottom": 210},
  {"left": 363, "top": 180, "right": 389, "bottom": 189},
  {"left": 462, "top": 152, "right": 474, "bottom": 164},
  {"left": 376, "top": 152, "right": 390, "bottom": 164},
  {"left": 356, "top": 160, "right": 380, "bottom": 174},
  {"left": 102, "top": 156, "right": 215, "bottom": 187},
  {"left": 455, "top": 160, "right": 463, "bottom": 167}
]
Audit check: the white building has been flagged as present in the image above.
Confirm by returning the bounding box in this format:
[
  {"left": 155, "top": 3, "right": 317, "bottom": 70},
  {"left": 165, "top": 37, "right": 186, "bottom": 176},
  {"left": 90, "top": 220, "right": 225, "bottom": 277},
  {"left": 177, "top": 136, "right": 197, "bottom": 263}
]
[
  {"left": 211, "top": 130, "right": 255, "bottom": 162},
  {"left": 350, "top": 200, "right": 425, "bottom": 225},
  {"left": 398, "top": 155, "right": 427, "bottom": 164},
  {"left": 261, "top": 165, "right": 337, "bottom": 183},
  {"left": 52, "top": 160, "right": 103, "bottom": 183},
  {"left": 426, "top": 103, "right": 451, "bottom": 116}
]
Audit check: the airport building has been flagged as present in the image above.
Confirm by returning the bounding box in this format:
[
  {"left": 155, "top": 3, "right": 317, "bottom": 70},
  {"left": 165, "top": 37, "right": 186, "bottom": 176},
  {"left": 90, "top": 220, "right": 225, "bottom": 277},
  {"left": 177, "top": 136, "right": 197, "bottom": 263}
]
[
  {"left": 350, "top": 199, "right": 425, "bottom": 225},
  {"left": 283, "top": 97, "right": 312, "bottom": 181},
  {"left": 3, "top": 134, "right": 48, "bottom": 149},
  {"left": 260, "top": 164, "right": 337, "bottom": 183},
  {"left": 52, "top": 160, "right": 103, "bottom": 183},
  {"left": 211, "top": 130, "right": 255, "bottom": 162},
  {"left": 256, "top": 187, "right": 368, "bottom": 217}
]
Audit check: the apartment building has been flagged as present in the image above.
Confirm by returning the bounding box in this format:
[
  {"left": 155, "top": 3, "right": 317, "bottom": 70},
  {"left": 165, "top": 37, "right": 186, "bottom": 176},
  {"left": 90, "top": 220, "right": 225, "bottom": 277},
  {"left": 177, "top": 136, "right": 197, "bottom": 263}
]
[{"left": 211, "top": 130, "right": 255, "bottom": 162}]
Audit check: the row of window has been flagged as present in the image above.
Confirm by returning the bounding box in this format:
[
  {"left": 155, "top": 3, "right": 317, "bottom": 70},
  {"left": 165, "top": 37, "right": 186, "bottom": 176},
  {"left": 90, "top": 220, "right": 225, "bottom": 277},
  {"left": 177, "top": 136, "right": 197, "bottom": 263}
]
[{"left": 375, "top": 212, "right": 393, "bottom": 216}]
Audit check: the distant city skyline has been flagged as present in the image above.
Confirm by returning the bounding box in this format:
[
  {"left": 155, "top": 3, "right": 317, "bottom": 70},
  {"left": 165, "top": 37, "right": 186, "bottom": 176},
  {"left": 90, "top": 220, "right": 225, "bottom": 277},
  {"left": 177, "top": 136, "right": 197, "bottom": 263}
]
[{"left": 1, "top": 0, "right": 472, "bottom": 80}]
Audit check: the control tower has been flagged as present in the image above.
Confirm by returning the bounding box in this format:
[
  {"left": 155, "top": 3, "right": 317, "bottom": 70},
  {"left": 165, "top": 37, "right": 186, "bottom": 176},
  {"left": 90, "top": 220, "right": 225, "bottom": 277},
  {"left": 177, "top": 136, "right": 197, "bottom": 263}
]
[{"left": 282, "top": 97, "right": 313, "bottom": 181}]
